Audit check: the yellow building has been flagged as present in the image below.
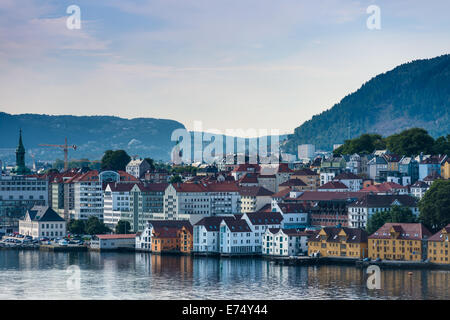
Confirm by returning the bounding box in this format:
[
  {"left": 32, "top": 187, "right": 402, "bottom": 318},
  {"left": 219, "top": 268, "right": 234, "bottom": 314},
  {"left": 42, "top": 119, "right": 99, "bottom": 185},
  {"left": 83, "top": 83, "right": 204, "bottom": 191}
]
[
  {"left": 427, "top": 224, "right": 450, "bottom": 264},
  {"left": 368, "top": 223, "right": 432, "bottom": 261},
  {"left": 308, "top": 227, "right": 368, "bottom": 258},
  {"left": 291, "top": 169, "right": 320, "bottom": 191},
  {"left": 441, "top": 159, "right": 450, "bottom": 179}
]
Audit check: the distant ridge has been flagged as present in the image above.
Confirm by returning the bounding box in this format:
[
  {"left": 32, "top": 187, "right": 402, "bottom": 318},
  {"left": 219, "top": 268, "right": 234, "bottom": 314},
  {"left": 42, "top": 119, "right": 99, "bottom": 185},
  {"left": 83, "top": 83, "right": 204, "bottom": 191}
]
[
  {"left": 284, "top": 54, "right": 450, "bottom": 152},
  {"left": 0, "top": 113, "right": 185, "bottom": 163}
]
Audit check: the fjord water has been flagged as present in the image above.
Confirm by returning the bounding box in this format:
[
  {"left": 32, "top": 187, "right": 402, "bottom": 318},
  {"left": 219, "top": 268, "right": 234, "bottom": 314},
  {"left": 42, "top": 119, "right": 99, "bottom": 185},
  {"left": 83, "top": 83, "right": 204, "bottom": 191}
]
[{"left": 0, "top": 250, "right": 448, "bottom": 300}]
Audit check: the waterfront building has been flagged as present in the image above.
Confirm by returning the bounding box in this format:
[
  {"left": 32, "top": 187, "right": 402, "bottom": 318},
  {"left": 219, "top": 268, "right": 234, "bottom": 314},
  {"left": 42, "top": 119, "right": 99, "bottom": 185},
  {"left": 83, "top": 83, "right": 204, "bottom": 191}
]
[
  {"left": 368, "top": 223, "right": 432, "bottom": 261},
  {"left": 241, "top": 211, "right": 283, "bottom": 252},
  {"left": 126, "top": 158, "right": 151, "bottom": 179},
  {"left": 427, "top": 224, "right": 450, "bottom": 264},
  {"left": 348, "top": 194, "right": 419, "bottom": 228},
  {"left": 193, "top": 216, "right": 233, "bottom": 253},
  {"left": 90, "top": 234, "right": 136, "bottom": 250},
  {"left": 18, "top": 206, "right": 66, "bottom": 239},
  {"left": 262, "top": 228, "right": 311, "bottom": 256},
  {"left": 137, "top": 220, "right": 192, "bottom": 253},
  {"left": 308, "top": 227, "right": 368, "bottom": 259},
  {"left": 219, "top": 218, "right": 257, "bottom": 255}
]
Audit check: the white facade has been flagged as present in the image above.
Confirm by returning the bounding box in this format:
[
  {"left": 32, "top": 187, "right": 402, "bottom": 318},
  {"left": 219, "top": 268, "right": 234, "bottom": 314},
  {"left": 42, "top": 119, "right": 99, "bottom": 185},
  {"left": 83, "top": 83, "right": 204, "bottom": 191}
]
[
  {"left": 220, "top": 221, "right": 261, "bottom": 255},
  {"left": 126, "top": 159, "right": 151, "bottom": 179},
  {"left": 18, "top": 207, "right": 66, "bottom": 239},
  {"left": 262, "top": 229, "right": 309, "bottom": 256},
  {"left": 90, "top": 234, "right": 136, "bottom": 250},
  {"left": 348, "top": 199, "right": 419, "bottom": 228},
  {"left": 135, "top": 227, "right": 152, "bottom": 251},
  {"left": 73, "top": 180, "right": 103, "bottom": 220},
  {"left": 320, "top": 172, "right": 335, "bottom": 186},
  {"left": 103, "top": 184, "right": 132, "bottom": 230}
]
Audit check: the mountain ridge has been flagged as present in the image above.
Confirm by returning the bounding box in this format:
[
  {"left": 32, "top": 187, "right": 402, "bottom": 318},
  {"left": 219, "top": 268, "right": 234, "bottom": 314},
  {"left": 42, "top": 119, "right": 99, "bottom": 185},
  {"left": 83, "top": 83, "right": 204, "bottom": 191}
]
[{"left": 283, "top": 54, "right": 450, "bottom": 152}]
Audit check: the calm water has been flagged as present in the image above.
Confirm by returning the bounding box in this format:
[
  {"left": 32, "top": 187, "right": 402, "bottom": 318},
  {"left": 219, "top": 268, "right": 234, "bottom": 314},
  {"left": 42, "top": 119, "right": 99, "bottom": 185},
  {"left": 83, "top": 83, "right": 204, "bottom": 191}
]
[{"left": 0, "top": 250, "right": 449, "bottom": 300}]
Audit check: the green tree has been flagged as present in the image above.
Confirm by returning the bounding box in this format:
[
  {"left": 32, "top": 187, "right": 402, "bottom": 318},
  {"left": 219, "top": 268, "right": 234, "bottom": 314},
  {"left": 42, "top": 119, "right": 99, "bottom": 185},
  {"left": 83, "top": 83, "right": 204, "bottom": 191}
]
[
  {"left": 366, "top": 205, "right": 417, "bottom": 235},
  {"left": 144, "top": 158, "right": 156, "bottom": 171},
  {"left": 433, "top": 135, "right": 450, "bottom": 155},
  {"left": 68, "top": 219, "right": 86, "bottom": 235},
  {"left": 385, "top": 128, "right": 435, "bottom": 155},
  {"left": 101, "top": 150, "right": 131, "bottom": 171},
  {"left": 169, "top": 175, "right": 183, "bottom": 184},
  {"left": 115, "top": 220, "right": 131, "bottom": 234},
  {"left": 85, "top": 216, "right": 110, "bottom": 235},
  {"left": 333, "top": 134, "right": 385, "bottom": 155},
  {"left": 419, "top": 180, "right": 450, "bottom": 232}
]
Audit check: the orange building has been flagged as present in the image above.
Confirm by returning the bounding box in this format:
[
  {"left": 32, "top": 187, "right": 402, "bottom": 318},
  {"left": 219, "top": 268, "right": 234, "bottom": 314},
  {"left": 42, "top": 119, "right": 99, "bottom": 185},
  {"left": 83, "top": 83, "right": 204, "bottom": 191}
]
[
  {"left": 150, "top": 221, "right": 193, "bottom": 254},
  {"left": 178, "top": 225, "right": 193, "bottom": 254}
]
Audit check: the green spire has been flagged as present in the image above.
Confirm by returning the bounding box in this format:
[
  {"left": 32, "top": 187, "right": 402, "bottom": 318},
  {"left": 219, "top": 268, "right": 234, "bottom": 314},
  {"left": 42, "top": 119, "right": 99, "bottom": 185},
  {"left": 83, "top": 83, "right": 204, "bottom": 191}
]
[{"left": 12, "top": 129, "right": 30, "bottom": 175}]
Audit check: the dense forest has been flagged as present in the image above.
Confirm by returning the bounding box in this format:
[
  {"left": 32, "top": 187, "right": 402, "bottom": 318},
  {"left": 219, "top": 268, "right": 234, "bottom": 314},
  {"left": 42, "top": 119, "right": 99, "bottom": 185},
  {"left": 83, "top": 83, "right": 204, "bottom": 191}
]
[
  {"left": 333, "top": 128, "right": 450, "bottom": 156},
  {"left": 284, "top": 54, "right": 450, "bottom": 152}
]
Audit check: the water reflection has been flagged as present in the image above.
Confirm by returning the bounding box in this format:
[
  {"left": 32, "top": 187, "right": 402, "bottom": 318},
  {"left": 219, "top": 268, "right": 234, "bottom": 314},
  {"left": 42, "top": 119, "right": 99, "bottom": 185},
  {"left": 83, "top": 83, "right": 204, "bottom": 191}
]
[{"left": 0, "top": 250, "right": 448, "bottom": 299}]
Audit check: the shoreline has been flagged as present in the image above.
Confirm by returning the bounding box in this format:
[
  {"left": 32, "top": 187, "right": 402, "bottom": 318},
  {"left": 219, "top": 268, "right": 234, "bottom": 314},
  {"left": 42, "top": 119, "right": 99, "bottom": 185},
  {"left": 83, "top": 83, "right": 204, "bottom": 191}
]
[{"left": 2, "top": 245, "right": 450, "bottom": 271}]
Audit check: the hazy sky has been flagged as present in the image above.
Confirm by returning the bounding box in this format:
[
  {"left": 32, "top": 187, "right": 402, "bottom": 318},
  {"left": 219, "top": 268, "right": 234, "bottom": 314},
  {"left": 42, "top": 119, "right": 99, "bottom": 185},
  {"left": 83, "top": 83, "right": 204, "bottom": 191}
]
[{"left": 1, "top": 0, "right": 449, "bottom": 136}]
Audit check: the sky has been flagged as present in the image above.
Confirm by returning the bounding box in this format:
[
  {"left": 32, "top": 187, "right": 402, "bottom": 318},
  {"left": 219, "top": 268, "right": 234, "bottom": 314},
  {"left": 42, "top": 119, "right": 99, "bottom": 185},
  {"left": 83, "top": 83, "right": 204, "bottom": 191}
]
[{"left": 0, "top": 0, "right": 449, "bottom": 137}]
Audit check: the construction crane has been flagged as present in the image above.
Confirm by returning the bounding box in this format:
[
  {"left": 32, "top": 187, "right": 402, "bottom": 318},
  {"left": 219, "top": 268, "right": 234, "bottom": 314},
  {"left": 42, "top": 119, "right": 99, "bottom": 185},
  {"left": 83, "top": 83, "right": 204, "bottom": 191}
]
[{"left": 39, "top": 138, "right": 77, "bottom": 171}]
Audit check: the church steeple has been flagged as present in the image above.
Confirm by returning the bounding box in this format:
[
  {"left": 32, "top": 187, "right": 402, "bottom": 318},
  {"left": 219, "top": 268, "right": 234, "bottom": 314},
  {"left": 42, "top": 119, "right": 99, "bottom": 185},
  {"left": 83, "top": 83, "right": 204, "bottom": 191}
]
[{"left": 12, "top": 129, "right": 30, "bottom": 175}]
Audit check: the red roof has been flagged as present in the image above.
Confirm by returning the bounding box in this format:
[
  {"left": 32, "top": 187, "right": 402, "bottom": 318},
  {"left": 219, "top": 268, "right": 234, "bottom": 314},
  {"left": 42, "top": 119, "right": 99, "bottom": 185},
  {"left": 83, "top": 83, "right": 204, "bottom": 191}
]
[
  {"left": 318, "top": 181, "right": 348, "bottom": 190},
  {"left": 361, "top": 182, "right": 407, "bottom": 193},
  {"left": 369, "top": 223, "right": 431, "bottom": 240}
]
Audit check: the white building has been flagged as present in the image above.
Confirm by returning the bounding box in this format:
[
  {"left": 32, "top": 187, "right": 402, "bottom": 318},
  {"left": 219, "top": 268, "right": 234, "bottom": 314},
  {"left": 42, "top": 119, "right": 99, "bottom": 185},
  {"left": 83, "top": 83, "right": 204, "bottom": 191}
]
[
  {"left": 134, "top": 220, "right": 192, "bottom": 251},
  {"left": 410, "top": 180, "right": 429, "bottom": 199},
  {"left": 320, "top": 171, "right": 336, "bottom": 186},
  {"left": 262, "top": 228, "right": 310, "bottom": 256},
  {"left": 19, "top": 206, "right": 66, "bottom": 239},
  {"left": 348, "top": 194, "right": 419, "bottom": 228},
  {"left": 193, "top": 216, "right": 236, "bottom": 253},
  {"left": 0, "top": 174, "right": 48, "bottom": 226},
  {"left": 239, "top": 186, "right": 273, "bottom": 213},
  {"left": 271, "top": 202, "right": 309, "bottom": 228},
  {"left": 333, "top": 172, "right": 363, "bottom": 191},
  {"left": 162, "top": 182, "right": 241, "bottom": 221},
  {"left": 103, "top": 183, "right": 134, "bottom": 230},
  {"left": 126, "top": 159, "right": 151, "bottom": 179},
  {"left": 219, "top": 218, "right": 258, "bottom": 255},
  {"left": 90, "top": 234, "right": 136, "bottom": 250}
]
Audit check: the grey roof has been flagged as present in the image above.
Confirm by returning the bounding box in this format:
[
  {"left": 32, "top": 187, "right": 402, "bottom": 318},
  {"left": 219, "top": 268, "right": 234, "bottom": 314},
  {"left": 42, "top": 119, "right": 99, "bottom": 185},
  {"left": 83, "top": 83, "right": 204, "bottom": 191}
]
[{"left": 27, "top": 206, "right": 65, "bottom": 222}]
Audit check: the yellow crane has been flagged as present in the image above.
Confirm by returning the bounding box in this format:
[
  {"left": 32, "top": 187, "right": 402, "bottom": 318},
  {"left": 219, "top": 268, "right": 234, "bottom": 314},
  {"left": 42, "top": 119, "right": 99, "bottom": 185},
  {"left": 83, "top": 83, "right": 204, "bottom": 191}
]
[{"left": 39, "top": 137, "right": 77, "bottom": 171}]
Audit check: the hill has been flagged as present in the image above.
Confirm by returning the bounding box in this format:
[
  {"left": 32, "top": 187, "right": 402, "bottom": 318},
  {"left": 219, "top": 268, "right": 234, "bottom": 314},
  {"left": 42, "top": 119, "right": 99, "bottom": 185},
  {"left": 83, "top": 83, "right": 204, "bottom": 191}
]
[
  {"left": 0, "top": 113, "right": 185, "bottom": 163},
  {"left": 284, "top": 54, "right": 450, "bottom": 153}
]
